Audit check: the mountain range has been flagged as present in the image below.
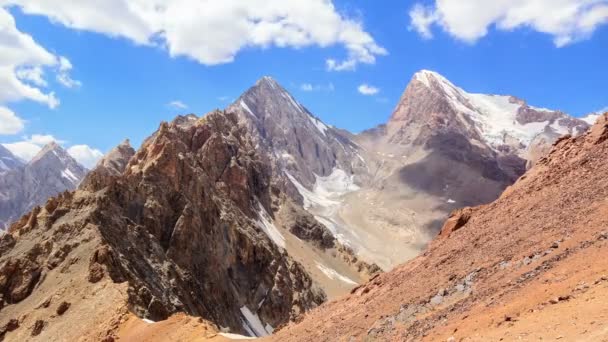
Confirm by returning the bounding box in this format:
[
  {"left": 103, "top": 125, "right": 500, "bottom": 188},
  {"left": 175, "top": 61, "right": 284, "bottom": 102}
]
[
  {"left": 0, "top": 142, "right": 88, "bottom": 230},
  {"left": 0, "top": 70, "right": 600, "bottom": 341}
]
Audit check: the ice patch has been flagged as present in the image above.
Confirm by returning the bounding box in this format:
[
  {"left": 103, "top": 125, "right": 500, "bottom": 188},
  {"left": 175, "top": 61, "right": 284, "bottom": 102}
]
[
  {"left": 307, "top": 115, "right": 328, "bottom": 136},
  {"left": 315, "top": 262, "right": 358, "bottom": 285},
  {"left": 61, "top": 168, "right": 79, "bottom": 183},
  {"left": 582, "top": 113, "right": 600, "bottom": 125},
  {"left": 256, "top": 202, "right": 285, "bottom": 249},
  {"left": 285, "top": 168, "right": 365, "bottom": 251},
  {"left": 284, "top": 172, "right": 340, "bottom": 209},
  {"left": 240, "top": 306, "right": 273, "bottom": 337},
  {"left": 219, "top": 332, "right": 255, "bottom": 340},
  {"left": 240, "top": 100, "right": 255, "bottom": 117}
]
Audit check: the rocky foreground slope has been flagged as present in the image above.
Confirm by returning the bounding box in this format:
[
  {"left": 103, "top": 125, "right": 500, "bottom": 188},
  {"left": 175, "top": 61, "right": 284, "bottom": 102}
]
[{"left": 270, "top": 112, "right": 608, "bottom": 341}]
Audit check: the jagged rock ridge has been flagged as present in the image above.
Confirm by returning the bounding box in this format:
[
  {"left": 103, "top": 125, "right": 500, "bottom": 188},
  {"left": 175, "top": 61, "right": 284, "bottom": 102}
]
[{"left": 0, "top": 110, "right": 326, "bottom": 341}]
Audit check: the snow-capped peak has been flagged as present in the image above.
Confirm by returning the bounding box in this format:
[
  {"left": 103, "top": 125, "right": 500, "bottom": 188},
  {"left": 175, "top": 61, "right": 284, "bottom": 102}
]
[{"left": 405, "top": 70, "right": 589, "bottom": 153}]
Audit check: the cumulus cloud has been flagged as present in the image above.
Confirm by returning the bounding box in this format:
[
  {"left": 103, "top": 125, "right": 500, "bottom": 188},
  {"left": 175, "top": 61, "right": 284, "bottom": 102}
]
[
  {"left": 67, "top": 144, "right": 104, "bottom": 169},
  {"left": 0, "top": 7, "right": 80, "bottom": 135},
  {"left": 2, "top": 134, "right": 64, "bottom": 160},
  {"left": 357, "top": 84, "right": 380, "bottom": 95},
  {"left": 2, "top": 134, "right": 102, "bottom": 168},
  {"left": 4, "top": 0, "right": 386, "bottom": 71},
  {"left": 0, "top": 106, "right": 25, "bottom": 135},
  {"left": 408, "top": 0, "right": 608, "bottom": 47},
  {"left": 300, "top": 82, "right": 335, "bottom": 92},
  {"left": 56, "top": 56, "right": 82, "bottom": 88},
  {"left": 168, "top": 100, "right": 188, "bottom": 110}
]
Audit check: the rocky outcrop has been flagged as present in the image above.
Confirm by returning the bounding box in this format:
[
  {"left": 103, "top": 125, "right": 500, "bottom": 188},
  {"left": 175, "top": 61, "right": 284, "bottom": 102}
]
[
  {"left": 81, "top": 139, "right": 135, "bottom": 190},
  {"left": 0, "top": 110, "right": 325, "bottom": 340},
  {"left": 0, "top": 143, "right": 87, "bottom": 230}
]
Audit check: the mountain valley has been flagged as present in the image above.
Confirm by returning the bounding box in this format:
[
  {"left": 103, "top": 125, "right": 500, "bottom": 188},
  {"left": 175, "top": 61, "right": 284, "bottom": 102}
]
[{"left": 0, "top": 71, "right": 603, "bottom": 341}]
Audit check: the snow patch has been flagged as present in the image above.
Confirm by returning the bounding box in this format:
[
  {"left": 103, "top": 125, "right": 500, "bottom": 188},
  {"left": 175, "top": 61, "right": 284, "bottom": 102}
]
[
  {"left": 315, "top": 262, "right": 358, "bottom": 285},
  {"left": 307, "top": 115, "right": 328, "bottom": 136},
  {"left": 240, "top": 306, "right": 273, "bottom": 337},
  {"left": 255, "top": 202, "right": 285, "bottom": 249},
  {"left": 142, "top": 318, "right": 156, "bottom": 324},
  {"left": 414, "top": 70, "right": 581, "bottom": 151},
  {"left": 240, "top": 100, "right": 255, "bottom": 117},
  {"left": 219, "top": 333, "right": 255, "bottom": 340},
  {"left": 284, "top": 171, "right": 340, "bottom": 209},
  {"left": 447, "top": 198, "right": 456, "bottom": 204},
  {"left": 582, "top": 113, "right": 600, "bottom": 125},
  {"left": 61, "top": 168, "right": 79, "bottom": 184}
]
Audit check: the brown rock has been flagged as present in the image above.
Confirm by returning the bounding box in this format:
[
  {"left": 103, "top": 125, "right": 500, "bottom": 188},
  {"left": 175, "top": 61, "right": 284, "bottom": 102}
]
[
  {"left": 439, "top": 207, "right": 474, "bottom": 237},
  {"left": 56, "top": 301, "right": 71, "bottom": 315},
  {"left": 31, "top": 320, "right": 44, "bottom": 336}
]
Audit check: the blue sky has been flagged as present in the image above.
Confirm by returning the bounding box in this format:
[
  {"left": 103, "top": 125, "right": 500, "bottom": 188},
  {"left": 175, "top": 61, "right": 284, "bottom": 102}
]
[{"left": 1, "top": 0, "right": 607, "bottom": 167}]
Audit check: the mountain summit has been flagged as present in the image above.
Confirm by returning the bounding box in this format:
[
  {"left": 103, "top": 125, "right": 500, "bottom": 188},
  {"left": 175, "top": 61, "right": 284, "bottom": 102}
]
[{"left": 0, "top": 142, "right": 87, "bottom": 229}]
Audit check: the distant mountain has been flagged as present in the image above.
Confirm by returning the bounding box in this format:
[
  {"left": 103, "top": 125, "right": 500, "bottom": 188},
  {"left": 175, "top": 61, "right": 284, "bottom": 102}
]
[
  {"left": 0, "top": 142, "right": 88, "bottom": 229},
  {"left": 0, "top": 144, "right": 24, "bottom": 175},
  {"left": 348, "top": 70, "right": 591, "bottom": 267}
]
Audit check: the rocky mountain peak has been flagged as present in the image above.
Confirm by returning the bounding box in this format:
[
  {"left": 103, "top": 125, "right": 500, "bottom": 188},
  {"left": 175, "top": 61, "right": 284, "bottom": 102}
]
[
  {"left": 0, "top": 144, "right": 23, "bottom": 175},
  {"left": 226, "top": 77, "right": 364, "bottom": 190},
  {"left": 0, "top": 141, "right": 87, "bottom": 229}
]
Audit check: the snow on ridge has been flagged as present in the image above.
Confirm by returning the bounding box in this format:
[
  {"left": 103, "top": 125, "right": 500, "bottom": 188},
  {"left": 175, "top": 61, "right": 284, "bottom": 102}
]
[
  {"left": 240, "top": 306, "right": 273, "bottom": 337},
  {"left": 582, "top": 113, "right": 601, "bottom": 125},
  {"left": 413, "top": 69, "right": 582, "bottom": 150},
  {"left": 61, "top": 168, "right": 79, "bottom": 184},
  {"left": 240, "top": 100, "right": 255, "bottom": 117},
  {"left": 315, "top": 262, "right": 358, "bottom": 285},
  {"left": 255, "top": 201, "right": 285, "bottom": 249},
  {"left": 307, "top": 115, "right": 328, "bottom": 136}
]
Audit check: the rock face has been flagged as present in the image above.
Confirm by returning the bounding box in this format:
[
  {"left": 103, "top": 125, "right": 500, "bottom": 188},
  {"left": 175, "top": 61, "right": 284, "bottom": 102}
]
[
  {"left": 81, "top": 139, "right": 135, "bottom": 190},
  {"left": 383, "top": 70, "right": 589, "bottom": 204},
  {"left": 226, "top": 76, "right": 366, "bottom": 190},
  {"left": 0, "top": 110, "right": 325, "bottom": 341},
  {"left": 0, "top": 145, "right": 23, "bottom": 176},
  {"left": 0, "top": 142, "right": 87, "bottom": 229},
  {"left": 271, "top": 112, "right": 608, "bottom": 341}
]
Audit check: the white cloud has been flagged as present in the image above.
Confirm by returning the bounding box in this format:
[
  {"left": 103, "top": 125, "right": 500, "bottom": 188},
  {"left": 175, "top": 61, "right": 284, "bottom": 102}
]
[
  {"left": 168, "top": 100, "right": 188, "bottom": 110},
  {"left": 67, "top": 144, "right": 104, "bottom": 169},
  {"left": 357, "top": 83, "right": 379, "bottom": 95},
  {"left": 16, "top": 66, "right": 47, "bottom": 87},
  {"left": 0, "top": 7, "right": 67, "bottom": 108},
  {"left": 0, "top": 106, "right": 25, "bottom": 134},
  {"left": 4, "top": 0, "right": 386, "bottom": 71},
  {"left": 301, "top": 83, "right": 314, "bottom": 91},
  {"left": 2, "top": 134, "right": 63, "bottom": 160},
  {"left": 2, "top": 141, "right": 42, "bottom": 161},
  {"left": 56, "top": 56, "right": 82, "bottom": 88},
  {"left": 0, "top": 7, "right": 80, "bottom": 135},
  {"left": 3, "top": 134, "right": 103, "bottom": 168},
  {"left": 300, "top": 82, "right": 335, "bottom": 92},
  {"left": 408, "top": 0, "right": 608, "bottom": 47},
  {"left": 218, "top": 96, "right": 230, "bottom": 102},
  {"left": 409, "top": 3, "right": 440, "bottom": 39}
]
